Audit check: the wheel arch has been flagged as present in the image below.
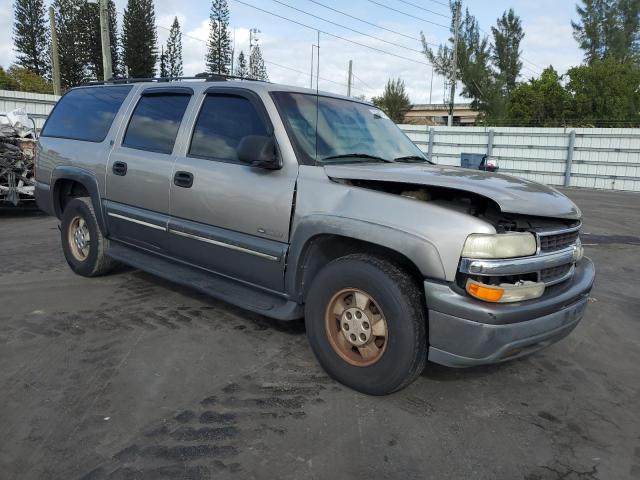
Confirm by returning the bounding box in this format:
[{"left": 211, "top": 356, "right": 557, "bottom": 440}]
[
  {"left": 286, "top": 215, "right": 446, "bottom": 302},
  {"left": 51, "top": 166, "right": 108, "bottom": 236}
]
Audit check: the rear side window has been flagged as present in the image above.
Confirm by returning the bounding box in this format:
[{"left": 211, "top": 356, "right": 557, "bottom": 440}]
[
  {"left": 189, "top": 94, "right": 268, "bottom": 162},
  {"left": 41, "top": 86, "right": 132, "bottom": 142},
  {"left": 123, "top": 94, "right": 191, "bottom": 154}
]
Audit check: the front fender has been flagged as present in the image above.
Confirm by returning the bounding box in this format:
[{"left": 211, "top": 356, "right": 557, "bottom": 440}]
[{"left": 285, "top": 214, "right": 446, "bottom": 298}]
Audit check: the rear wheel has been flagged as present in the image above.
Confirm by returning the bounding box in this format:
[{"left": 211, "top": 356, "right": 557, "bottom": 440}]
[
  {"left": 60, "top": 197, "right": 118, "bottom": 277},
  {"left": 305, "top": 254, "right": 427, "bottom": 395}
]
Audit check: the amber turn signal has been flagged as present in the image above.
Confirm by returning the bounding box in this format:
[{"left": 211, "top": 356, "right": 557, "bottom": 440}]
[{"left": 466, "top": 281, "right": 504, "bottom": 302}]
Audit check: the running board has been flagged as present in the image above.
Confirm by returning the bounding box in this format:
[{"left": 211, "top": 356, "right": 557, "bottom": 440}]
[{"left": 107, "top": 242, "right": 303, "bottom": 321}]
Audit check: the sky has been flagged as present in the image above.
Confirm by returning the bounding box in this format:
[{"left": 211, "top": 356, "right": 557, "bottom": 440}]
[{"left": 0, "top": 0, "right": 584, "bottom": 103}]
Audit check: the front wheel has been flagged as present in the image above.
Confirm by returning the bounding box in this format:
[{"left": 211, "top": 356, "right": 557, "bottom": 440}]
[{"left": 305, "top": 254, "right": 427, "bottom": 395}]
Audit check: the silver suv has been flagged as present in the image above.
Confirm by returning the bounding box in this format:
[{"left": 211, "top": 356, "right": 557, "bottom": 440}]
[{"left": 35, "top": 78, "right": 595, "bottom": 395}]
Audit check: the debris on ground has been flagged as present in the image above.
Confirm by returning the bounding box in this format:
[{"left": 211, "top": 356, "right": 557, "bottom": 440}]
[{"left": 0, "top": 108, "right": 37, "bottom": 207}]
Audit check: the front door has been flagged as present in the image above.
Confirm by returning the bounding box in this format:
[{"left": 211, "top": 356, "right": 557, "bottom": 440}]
[
  {"left": 105, "top": 87, "right": 193, "bottom": 252},
  {"left": 168, "top": 88, "right": 297, "bottom": 291}
]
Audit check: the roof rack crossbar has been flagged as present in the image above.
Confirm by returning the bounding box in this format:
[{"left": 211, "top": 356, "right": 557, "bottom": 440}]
[{"left": 81, "top": 73, "right": 269, "bottom": 87}]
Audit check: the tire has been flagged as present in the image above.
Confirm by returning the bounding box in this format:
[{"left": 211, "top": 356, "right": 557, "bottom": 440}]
[
  {"left": 60, "top": 197, "right": 118, "bottom": 277},
  {"left": 305, "top": 253, "right": 427, "bottom": 395}
]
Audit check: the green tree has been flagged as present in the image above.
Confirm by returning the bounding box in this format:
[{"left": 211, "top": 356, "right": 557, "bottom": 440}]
[
  {"left": 249, "top": 44, "right": 268, "bottom": 81},
  {"left": 122, "top": 0, "right": 157, "bottom": 78},
  {"left": 77, "top": 0, "right": 119, "bottom": 80},
  {"left": 206, "top": 0, "right": 232, "bottom": 74},
  {"left": 0, "top": 65, "right": 53, "bottom": 93},
  {"left": 371, "top": 78, "right": 412, "bottom": 124},
  {"left": 422, "top": 2, "right": 525, "bottom": 120},
  {"left": 507, "top": 67, "right": 573, "bottom": 126},
  {"left": 13, "top": 0, "right": 50, "bottom": 78},
  {"left": 567, "top": 58, "right": 640, "bottom": 125},
  {"left": 166, "top": 17, "right": 183, "bottom": 78},
  {"left": 572, "top": 0, "right": 640, "bottom": 63},
  {"left": 235, "top": 50, "right": 248, "bottom": 78},
  {"left": 53, "top": 0, "right": 86, "bottom": 89},
  {"left": 491, "top": 8, "right": 524, "bottom": 94},
  {"left": 159, "top": 46, "right": 168, "bottom": 78}
]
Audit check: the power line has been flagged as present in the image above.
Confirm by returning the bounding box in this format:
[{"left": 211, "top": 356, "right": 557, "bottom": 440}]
[
  {"left": 269, "top": 0, "right": 424, "bottom": 54},
  {"left": 231, "top": 0, "right": 431, "bottom": 66},
  {"left": 264, "top": 59, "right": 366, "bottom": 93},
  {"left": 396, "top": 0, "right": 451, "bottom": 19},
  {"left": 364, "top": 0, "right": 450, "bottom": 29},
  {"left": 152, "top": 17, "right": 367, "bottom": 94},
  {"left": 351, "top": 72, "right": 374, "bottom": 91},
  {"left": 306, "top": 0, "right": 435, "bottom": 46}
]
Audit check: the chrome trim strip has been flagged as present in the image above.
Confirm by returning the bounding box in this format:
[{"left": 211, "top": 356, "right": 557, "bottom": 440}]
[
  {"left": 536, "top": 223, "right": 581, "bottom": 237},
  {"left": 107, "top": 212, "right": 166, "bottom": 231},
  {"left": 169, "top": 229, "right": 279, "bottom": 261},
  {"left": 460, "top": 246, "right": 578, "bottom": 276}
]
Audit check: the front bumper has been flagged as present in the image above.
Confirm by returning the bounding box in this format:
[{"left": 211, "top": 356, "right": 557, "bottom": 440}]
[{"left": 425, "top": 257, "right": 595, "bottom": 367}]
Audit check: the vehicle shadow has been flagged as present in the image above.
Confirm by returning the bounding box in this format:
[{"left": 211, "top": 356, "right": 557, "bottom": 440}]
[
  {"left": 421, "top": 359, "right": 509, "bottom": 381},
  {"left": 115, "top": 268, "right": 307, "bottom": 336},
  {"left": 0, "top": 205, "right": 44, "bottom": 218}
]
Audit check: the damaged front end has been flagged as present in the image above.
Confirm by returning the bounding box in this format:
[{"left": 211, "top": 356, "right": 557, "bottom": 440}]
[{"left": 325, "top": 164, "right": 585, "bottom": 304}]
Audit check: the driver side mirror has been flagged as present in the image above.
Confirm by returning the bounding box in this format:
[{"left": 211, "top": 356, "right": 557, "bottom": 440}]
[{"left": 237, "top": 135, "right": 281, "bottom": 170}]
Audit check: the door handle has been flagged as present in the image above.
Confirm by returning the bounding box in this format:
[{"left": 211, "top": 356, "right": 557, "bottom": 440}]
[
  {"left": 112, "top": 161, "right": 127, "bottom": 176},
  {"left": 174, "top": 171, "right": 194, "bottom": 188}
]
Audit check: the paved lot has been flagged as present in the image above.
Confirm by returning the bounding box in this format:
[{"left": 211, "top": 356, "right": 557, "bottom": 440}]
[{"left": 1, "top": 188, "right": 639, "bottom": 480}]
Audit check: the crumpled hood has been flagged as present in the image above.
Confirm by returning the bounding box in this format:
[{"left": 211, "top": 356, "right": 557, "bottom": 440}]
[{"left": 324, "top": 163, "right": 581, "bottom": 220}]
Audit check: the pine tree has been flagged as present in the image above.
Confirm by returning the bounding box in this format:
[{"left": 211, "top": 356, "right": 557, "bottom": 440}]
[
  {"left": 13, "top": 0, "right": 50, "bottom": 78},
  {"left": 236, "top": 50, "right": 248, "bottom": 78},
  {"left": 122, "top": 0, "right": 158, "bottom": 78},
  {"left": 159, "top": 46, "right": 168, "bottom": 78},
  {"left": 77, "top": 2, "right": 101, "bottom": 79},
  {"left": 371, "top": 78, "right": 412, "bottom": 123},
  {"left": 249, "top": 44, "right": 268, "bottom": 81},
  {"left": 166, "top": 17, "right": 183, "bottom": 78},
  {"left": 572, "top": 0, "right": 610, "bottom": 63},
  {"left": 107, "top": 0, "right": 121, "bottom": 76},
  {"left": 205, "top": 0, "right": 232, "bottom": 74},
  {"left": 53, "top": 0, "right": 86, "bottom": 89},
  {"left": 491, "top": 9, "right": 524, "bottom": 94}
]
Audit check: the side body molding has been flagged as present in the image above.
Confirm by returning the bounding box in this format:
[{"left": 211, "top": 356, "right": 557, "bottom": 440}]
[
  {"left": 285, "top": 214, "right": 447, "bottom": 300},
  {"left": 50, "top": 166, "right": 108, "bottom": 235}
]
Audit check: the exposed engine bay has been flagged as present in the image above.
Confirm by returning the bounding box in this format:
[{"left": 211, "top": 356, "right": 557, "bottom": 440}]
[{"left": 342, "top": 178, "right": 580, "bottom": 233}]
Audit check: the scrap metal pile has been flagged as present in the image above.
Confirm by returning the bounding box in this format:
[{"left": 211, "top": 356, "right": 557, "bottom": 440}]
[{"left": 1, "top": 109, "right": 36, "bottom": 206}]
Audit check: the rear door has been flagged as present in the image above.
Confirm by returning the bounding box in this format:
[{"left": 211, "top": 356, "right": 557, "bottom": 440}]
[
  {"left": 105, "top": 86, "right": 193, "bottom": 252},
  {"left": 167, "top": 88, "right": 298, "bottom": 291}
]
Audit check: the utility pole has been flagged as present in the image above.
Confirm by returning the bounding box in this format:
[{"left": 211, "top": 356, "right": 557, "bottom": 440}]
[
  {"left": 429, "top": 65, "right": 434, "bottom": 104},
  {"left": 448, "top": 2, "right": 460, "bottom": 127},
  {"left": 99, "top": 0, "right": 113, "bottom": 81},
  {"left": 347, "top": 60, "right": 353, "bottom": 97},
  {"left": 310, "top": 44, "right": 315, "bottom": 89},
  {"left": 49, "top": 7, "right": 61, "bottom": 95}
]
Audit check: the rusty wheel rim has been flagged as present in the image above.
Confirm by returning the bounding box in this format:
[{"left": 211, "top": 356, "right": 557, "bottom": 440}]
[
  {"left": 324, "top": 288, "right": 388, "bottom": 367},
  {"left": 68, "top": 215, "right": 90, "bottom": 261}
]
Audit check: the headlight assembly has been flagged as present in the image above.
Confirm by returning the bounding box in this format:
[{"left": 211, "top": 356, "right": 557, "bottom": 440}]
[{"left": 462, "top": 233, "right": 537, "bottom": 259}]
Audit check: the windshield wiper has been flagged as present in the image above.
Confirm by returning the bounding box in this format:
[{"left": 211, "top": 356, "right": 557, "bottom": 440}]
[
  {"left": 320, "top": 153, "right": 395, "bottom": 163},
  {"left": 394, "top": 155, "right": 432, "bottom": 164}
]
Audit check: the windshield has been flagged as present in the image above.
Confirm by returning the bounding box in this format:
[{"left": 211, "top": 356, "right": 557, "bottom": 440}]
[{"left": 272, "top": 92, "right": 431, "bottom": 165}]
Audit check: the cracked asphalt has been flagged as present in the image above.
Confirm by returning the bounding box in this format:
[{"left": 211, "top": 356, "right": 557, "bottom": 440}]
[{"left": 1, "top": 188, "right": 639, "bottom": 480}]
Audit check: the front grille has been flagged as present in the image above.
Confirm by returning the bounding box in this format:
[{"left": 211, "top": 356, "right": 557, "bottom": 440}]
[
  {"left": 540, "top": 263, "right": 572, "bottom": 284},
  {"left": 539, "top": 230, "right": 579, "bottom": 252}
]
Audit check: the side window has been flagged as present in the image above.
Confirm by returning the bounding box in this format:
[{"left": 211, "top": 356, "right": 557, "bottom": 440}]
[
  {"left": 123, "top": 93, "right": 191, "bottom": 154},
  {"left": 189, "top": 94, "right": 268, "bottom": 162},
  {"left": 41, "top": 86, "right": 132, "bottom": 142}
]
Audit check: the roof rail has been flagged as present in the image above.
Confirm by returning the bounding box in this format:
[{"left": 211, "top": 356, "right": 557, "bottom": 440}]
[{"left": 81, "top": 73, "right": 269, "bottom": 86}]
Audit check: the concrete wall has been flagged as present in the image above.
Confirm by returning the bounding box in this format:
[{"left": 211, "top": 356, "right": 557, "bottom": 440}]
[
  {"left": 0, "top": 89, "right": 60, "bottom": 131},
  {"left": 399, "top": 125, "right": 640, "bottom": 192}
]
